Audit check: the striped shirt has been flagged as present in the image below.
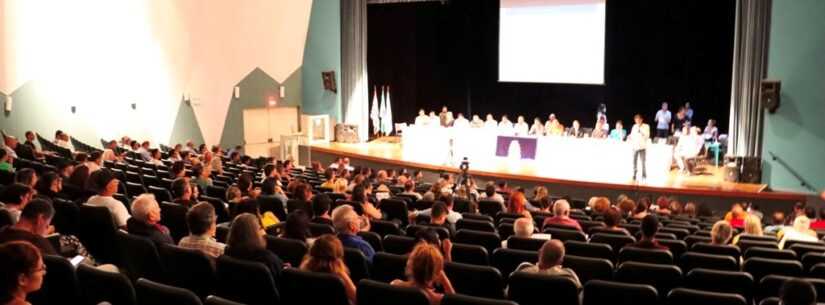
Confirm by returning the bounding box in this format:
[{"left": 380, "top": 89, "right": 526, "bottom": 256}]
[{"left": 179, "top": 235, "right": 226, "bottom": 258}]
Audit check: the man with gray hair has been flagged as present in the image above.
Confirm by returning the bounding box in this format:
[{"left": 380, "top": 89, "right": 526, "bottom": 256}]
[
  {"left": 502, "top": 217, "right": 552, "bottom": 248},
  {"left": 511, "top": 239, "right": 582, "bottom": 289},
  {"left": 332, "top": 204, "right": 375, "bottom": 262},
  {"left": 542, "top": 199, "right": 582, "bottom": 231},
  {"left": 127, "top": 193, "right": 173, "bottom": 245}
]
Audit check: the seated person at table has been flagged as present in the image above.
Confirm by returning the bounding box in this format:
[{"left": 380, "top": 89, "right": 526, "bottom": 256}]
[
  {"left": 484, "top": 114, "right": 498, "bottom": 128},
  {"left": 703, "top": 119, "right": 719, "bottom": 142},
  {"left": 591, "top": 116, "right": 608, "bottom": 138},
  {"left": 631, "top": 215, "right": 668, "bottom": 250},
  {"left": 498, "top": 115, "right": 514, "bottom": 134},
  {"left": 545, "top": 114, "right": 565, "bottom": 136},
  {"left": 529, "top": 117, "right": 545, "bottom": 135},
  {"left": 674, "top": 126, "right": 705, "bottom": 173},
  {"left": 428, "top": 111, "right": 439, "bottom": 126},
  {"left": 452, "top": 113, "right": 469, "bottom": 128},
  {"left": 514, "top": 116, "right": 529, "bottom": 136},
  {"left": 542, "top": 199, "right": 582, "bottom": 231},
  {"left": 566, "top": 120, "right": 584, "bottom": 138},
  {"left": 609, "top": 120, "right": 626, "bottom": 141},
  {"left": 470, "top": 115, "right": 484, "bottom": 128},
  {"left": 511, "top": 239, "right": 582, "bottom": 289}
]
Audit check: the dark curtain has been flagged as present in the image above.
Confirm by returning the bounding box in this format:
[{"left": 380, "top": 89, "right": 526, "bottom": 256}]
[{"left": 367, "top": 0, "right": 735, "bottom": 132}]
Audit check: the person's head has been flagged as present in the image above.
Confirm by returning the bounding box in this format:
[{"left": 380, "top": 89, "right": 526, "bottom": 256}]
[
  {"left": 533, "top": 117, "right": 541, "bottom": 124},
  {"left": 149, "top": 149, "right": 161, "bottom": 160},
  {"left": 237, "top": 173, "right": 254, "bottom": 193},
  {"left": 141, "top": 141, "right": 150, "bottom": 149},
  {"left": 604, "top": 207, "right": 622, "bottom": 228},
  {"left": 742, "top": 215, "right": 763, "bottom": 236},
  {"left": 640, "top": 215, "right": 660, "bottom": 239},
  {"left": 502, "top": 114, "right": 509, "bottom": 121},
  {"left": 187, "top": 202, "right": 217, "bottom": 237},
  {"left": 591, "top": 197, "right": 610, "bottom": 214},
  {"left": 405, "top": 243, "right": 444, "bottom": 288},
  {"left": 508, "top": 191, "right": 527, "bottom": 214},
  {"left": 710, "top": 221, "right": 732, "bottom": 244},
  {"left": 794, "top": 202, "right": 806, "bottom": 216},
  {"left": 312, "top": 194, "right": 333, "bottom": 218},
  {"left": 4, "top": 136, "right": 18, "bottom": 149},
  {"left": 226, "top": 186, "right": 242, "bottom": 203},
  {"left": 15, "top": 168, "right": 37, "bottom": 188},
  {"left": 17, "top": 199, "right": 55, "bottom": 236},
  {"left": 772, "top": 211, "right": 786, "bottom": 225},
  {"left": 513, "top": 217, "right": 534, "bottom": 238},
  {"left": 430, "top": 202, "right": 449, "bottom": 225},
  {"left": 517, "top": 116, "right": 525, "bottom": 123},
  {"left": 618, "top": 198, "right": 636, "bottom": 217},
  {"left": 351, "top": 184, "right": 367, "bottom": 204},
  {"left": 0, "top": 183, "right": 35, "bottom": 208},
  {"left": 24, "top": 131, "right": 35, "bottom": 142},
  {"left": 284, "top": 210, "right": 310, "bottom": 241},
  {"left": 300, "top": 234, "right": 347, "bottom": 274},
  {"left": 794, "top": 216, "right": 812, "bottom": 232},
  {"left": 171, "top": 177, "right": 192, "bottom": 201},
  {"left": 88, "top": 151, "right": 103, "bottom": 165},
  {"left": 441, "top": 106, "right": 448, "bottom": 113},
  {"left": 293, "top": 182, "right": 312, "bottom": 202},
  {"left": 553, "top": 199, "right": 571, "bottom": 217},
  {"left": 615, "top": 120, "right": 623, "bottom": 129},
  {"left": 332, "top": 178, "right": 348, "bottom": 194},
  {"left": 661, "top": 102, "right": 668, "bottom": 110},
  {"left": 332, "top": 205, "right": 361, "bottom": 235},
  {"left": 549, "top": 113, "right": 556, "bottom": 121},
  {"left": 707, "top": 119, "right": 716, "bottom": 127},
  {"left": 418, "top": 109, "right": 425, "bottom": 116},
  {"left": 227, "top": 213, "right": 265, "bottom": 251},
  {"left": 572, "top": 120, "right": 580, "bottom": 129},
  {"left": 537, "top": 239, "right": 565, "bottom": 269},
  {"left": 87, "top": 168, "right": 119, "bottom": 196},
  {"left": 484, "top": 183, "right": 496, "bottom": 197},
  {"left": 35, "top": 171, "right": 62, "bottom": 195},
  {"left": 781, "top": 279, "right": 818, "bottom": 305},
  {"left": 0, "top": 241, "right": 45, "bottom": 303},
  {"left": 403, "top": 180, "right": 416, "bottom": 192},
  {"left": 534, "top": 186, "right": 549, "bottom": 200},
  {"left": 683, "top": 202, "right": 697, "bottom": 217},
  {"left": 66, "top": 164, "right": 90, "bottom": 189},
  {"left": 414, "top": 228, "right": 442, "bottom": 247},
  {"left": 131, "top": 194, "right": 161, "bottom": 225},
  {"left": 730, "top": 203, "right": 745, "bottom": 218},
  {"left": 634, "top": 114, "right": 643, "bottom": 124}
]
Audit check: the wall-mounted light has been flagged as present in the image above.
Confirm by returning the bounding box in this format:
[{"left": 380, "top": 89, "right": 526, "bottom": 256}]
[
  {"left": 279, "top": 86, "right": 286, "bottom": 98},
  {"left": 4, "top": 96, "right": 12, "bottom": 112},
  {"left": 234, "top": 86, "right": 240, "bottom": 99},
  {"left": 268, "top": 96, "right": 277, "bottom": 107}
]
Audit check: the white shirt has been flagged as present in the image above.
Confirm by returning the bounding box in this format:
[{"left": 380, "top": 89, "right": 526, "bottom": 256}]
[
  {"left": 529, "top": 123, "right": 544, "bottom": 135},
  {"left": 655, "top": 110, "right": 671, "bottom": 130},
  {"left": 514, "top": 122, "right": 529, "bottom": 136},
  {"left": 484, "top": 119, "right": 498, "bottom": 129},
  {"left": 453, "top": 117, "right": 470, "bottom": 129},
  {"left": 86, "top": 195, "right": 131, "bottom": 227},
  {"left": 499, "top": 120, "right": 514, "bottom": 135},
  {"left": 629, "top": 123, "right": 651, "bottom": 150},
  {"left": 414, "top": 115, "right": 429, "bottom": 126}
]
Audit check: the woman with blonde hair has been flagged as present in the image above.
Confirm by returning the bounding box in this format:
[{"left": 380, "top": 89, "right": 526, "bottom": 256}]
[
  {"left": 332, "top": 178, "right": 348, "bottom": 194},
  {"left": 732, "top": 215, "right": 764, "bottom": 245},
  {"left": 392, "top": 243, "right": 455, "bottom": 305},
  {"left": 300, "top": 234, "right": 356, "bottom": 304}
]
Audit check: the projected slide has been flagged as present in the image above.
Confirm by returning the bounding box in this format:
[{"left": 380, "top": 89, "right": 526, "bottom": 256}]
[{"left": 499, "top": 0, "right": 606, "bottom": 84}]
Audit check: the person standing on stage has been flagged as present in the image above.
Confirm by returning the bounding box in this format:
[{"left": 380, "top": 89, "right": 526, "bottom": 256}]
[
  {"left": 654, "top": 102, "right": 672, "bottom": 139},
  {"left": 484, "top": 114, "right": 498, "bottom": 129},
  {"left": 629, "top": 114, "right": 650, "bottom": 181},
  {"left": 684, "top": 102, "right": 694, "bottom": 121},
  {"left": 453, "top": 113, "right": 470, "bottom": 129},
  {"left": 415, "top": 109, "right": 429, "bottom": 126},
  {"left": 672, "top": 107, "right": 689, "bottom": 137},
  {"left": 609, "top": 120, "right": 626, "bottom": 141},
  {"left": 470, "top": 115, "right": 484, "bottom": 128},
  {"left": 529, "top": 117, "right": 545, "bottom": 136},
  {"left": 514, "top": 116, "right": 529, "bottom": 136}
]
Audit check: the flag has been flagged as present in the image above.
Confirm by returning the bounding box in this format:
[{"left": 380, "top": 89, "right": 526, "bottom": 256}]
[
  {"left": 370, "top": 86, "right": 380, "bottom": 135},
  {"left": 379, "top": 86, "right": 387, "bottom": 135},
  {"left": 384, "top": 85, "right": 394, "bottom": 135}
]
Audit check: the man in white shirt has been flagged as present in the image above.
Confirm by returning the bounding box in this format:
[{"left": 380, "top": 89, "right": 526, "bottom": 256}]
[
  {"left": 470, "top": 115, "right": 484, "bottom": 128},
  {"left": 484, "top": 114, "right": 498, "bottom": 129},
  {"left": 629, "top": 114, "right": 650, "bottom": 181},
  {"left": 452, "top": 113, "right": 470, "bottom": 129},
  {"left": 427, "top": 111, "right": 439, "bottom": 127},
  {"left": 85, "top": 168, "right": 131, "bottom": 228},
  {"left": 136, "top": 141, "right": 152, "bottom": 161},
  {"left": 514, "top": 116, "right": 529, "bottom": 136},
  {"left": 499, "top": 115, "right": 514, "bottom": 135},
  {"left": 674, "top": 127, "right": 704, "bottom": 173},
  {"left": 414, "top": 109, "right": 429, "bottom": 126},
  {"left": 654, "top": 102, "right": 672, "bottom": 139}
]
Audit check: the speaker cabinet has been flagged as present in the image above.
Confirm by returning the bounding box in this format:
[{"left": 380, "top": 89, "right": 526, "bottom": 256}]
[
  {"left": 740, "top": 156, "right": 762, "bottom": 183},
  {"left": 724, "top": 164, "right": 740, "bottom": 182},
  {"left": 761, "top": 80, "right": 781, "bottom": 113}
]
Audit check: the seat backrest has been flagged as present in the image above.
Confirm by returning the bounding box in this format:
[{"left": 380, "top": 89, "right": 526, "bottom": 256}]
[
  {"left": 286, "top": 199, "right": 314, "bottom": 218},
  {"left": 451, "top": 242, "right": 490, "bottom": 266},
  {"left": 491, "top": 248, "right": 538, "bottom": 278},
  {"left": 744, "top": 246, "right": 797, "bottom": 260},
  {"left": 684, "top": 268, "right": 754, "bottom": 304},
  {"left": 215, "top": 255, "right": 280, "bottom": 305},
  {"left": 790, "top": 244, "right": 825, "bottom": 261},
  {"left": 444, "top": 262, "right": 505, "bottom": 299},
  {"left": 461, "top": 213, "right": 495, "bottom": 223},
  {"left": 618, "top": 247, "right": 674, "bottom": 265},
  {"left": 77, "top": 205, "right": 119, "bottom": 264},
  {"left": 497, "top": 223, "right": 515, "bottom": 240},
  {"left": 159, "top": 201, "right": 189, "bottom": 243},
  {"left": 742, "top": 257, "right": 803, "bottom": 283},
  {"left": 590, "top": 233, "right": 636, "bottom": 254},
  {"left": 583, "top": 279, "right": 658, "bottom": 305},
  {"left": 157, "top": 244, "right": 216, "bottom": 300},
  {"left": 281, "top": 268, "right": 348, "bottom": 305},
  {"left": 657, "top": 239, "right": 688, "bottom": 263},
  {"left": 379, "top": 198, "right": 409, "bottom": 226},
  {"left": 383, "top": 234, "right": 417, "bottom": 255},
  {"left": 507, "top": 271, "right": 579, "bottom": 305},
  {"left": 442, "top": 293, "right": 518, "bottom": 305},
  {"left": 28, "top": 254, "right": 80, "bottom": 305},
  {"left": 684, "top": 235, "right": 712, "bottom": 248},
  {"left": 666, "top": 287, "right": 747, "bottom": 305},
  {"left": 478, "top": 200, "right": 503, "bottom": 217},
  {"left": 614, "top": 261, "right": 683, "bottom": 297},
  {"left": 759, "top": 297, "right": 781, "bottom": 305},
  {"left": 357, "top": 279, "right": 430, "bottom": 305},
  {"left": 358, "top": 231, "right": 384, "bottom": 252},
  {"left": 454, "top": 229, "right": 501, "bottom": 254},
  {"left": 370, "top": 219, "right": 403, "bottom": 237},
  {"left": 456, "top": 218, "right": 497, "bottom": 233},
  {"left": 691, "top": 242, "right": 741, "bottom": 260},
  {"left": 803, "top": 254, "right": 825, "bottom": 274},
  {"left": 783, "top": 239, "right": 825, "bottom": 250},
  {"left": 506, "top": 237, "right": 547, "bottom": 252},
  {"left": 757, "top": 275, "right": 825, "bottom": 303},
  {"left": 116, "top": 231, "right": 165, "bottom": 283},
  {"left": 406, "top": 224, "right": 450, "bottom": 240},
  {"left": 344, "top": 247, "right": 371, "bottom": 282},
  {"left": 737, "top": 240, "right": 778, "bottom": 254},
  {"left": 309, "top": 222, "right": 336, "bottom": 237},
  {"left": 205, "top": 295, "right": 245, "bottom": 305},
  {"left": 147, "top": 185, "right": 172, "bottom": 203},
  {"left": 264, "top": 235, "right": 308, "bottom": 267},
  {"left": 371, "top": 252, "right": 408, "bottom": 283},
  {"left": 257, "top": 195, "right": 287, "bottom": 221},
  {"left": 562, "top": 255, "right": 614, "bottom": 284},
  {"left": 680, "top": 251, "right": 739, "bottom": 273},
  {"left": 659, "top": 227, "right": 690, "bottom": 240},
  {"left": 564, "top": 240, "right": 614, "bottom": 262},
  {"left": 543, "top": 227, "right": 586, "bottom": 242},
  {"left": 76, "top": 263, "right": 137, "bottom": 305},
  {"left": 51, "top": 199, "right": 80, "bottom": 236},
  {"left": 135, "top": 278, "right": 202, "bottom": 305}
]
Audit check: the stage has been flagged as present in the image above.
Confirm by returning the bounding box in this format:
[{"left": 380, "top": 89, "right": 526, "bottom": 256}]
[{"left": 304, "top": 137, "right": 808, "bottom": 211}]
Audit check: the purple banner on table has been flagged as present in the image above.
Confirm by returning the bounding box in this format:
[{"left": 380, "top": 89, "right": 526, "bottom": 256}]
[{"left": 495, "top": 136, "right": 538, "bottom": 159}]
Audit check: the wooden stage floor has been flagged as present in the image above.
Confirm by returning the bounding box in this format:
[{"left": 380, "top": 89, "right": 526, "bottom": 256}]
[{"left": 308, "top": 139, "right": 805, "bottom": 202}]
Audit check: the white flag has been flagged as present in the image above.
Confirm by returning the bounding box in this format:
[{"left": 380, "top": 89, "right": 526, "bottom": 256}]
[
  {"left": 379, "top": 86, "right": 387, "bottom": 135},
  {"left": 370, "top": 86, "right": 380, "bottom": 135},
  {"left": 384, "top": 86, "right": 394, "bottom": 135}
]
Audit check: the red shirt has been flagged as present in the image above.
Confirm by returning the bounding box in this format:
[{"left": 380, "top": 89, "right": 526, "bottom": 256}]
[
  {"left": 543, "top": 217, "right": 582, "bottom": 232},
  {"left": 810, "top": 220, "right": 825, "bottom": 230}
]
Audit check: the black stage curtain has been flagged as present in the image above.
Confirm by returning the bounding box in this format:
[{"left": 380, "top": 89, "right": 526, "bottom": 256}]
[{"left": 367, "top": 0, "right": 735, "bottom": 133}]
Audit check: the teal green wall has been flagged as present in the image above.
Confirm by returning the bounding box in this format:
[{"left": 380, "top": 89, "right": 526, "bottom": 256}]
[
  {"left": 169, "top": 97, "right": 205, "bottom": 146},
  {"left": 763, "top": 0, "right": 825, "bottom": 193},
  {"left": 302, "top": 0, "right": 342, "bottom": 121}
]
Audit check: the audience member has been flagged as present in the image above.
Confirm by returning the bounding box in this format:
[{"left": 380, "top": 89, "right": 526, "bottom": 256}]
[
  {"left": 512, "top": 239, "right": 581, "bottom": 289},
  {"left": 282, "top": 210, "right": 312, "bottom": 245},
  {"left": 507, "top": 190, "right": 529, "bottom": 216},
  {"left": 781, "top": 279, "right": 817, "bottom": 305},
  {"left": 85, "top": 169, "right": 130, "bottom": 228},
  {"left": 85, "top": 151, "right": 103, "bottom": 173},
  {"left": 732, "top": 215, "right": 764, "bottom": 245},
  {"left": 332, "top": 205, "right": 375, "bottom": 262},
  {"left": 170, "top": 177, "right": 196, "bottom": 208},
  {"left": 351, "top": 184, "right": 381, "bottom": 220},
  {"left": 409, "top": 195, "right": 463, "bottom": 225},
  {"left": 631, "top": 215, "right": 668, "bottom": 250},
  {"left": 710, "top": 221, "right": 733, "bottom": 245},
  {"left": 603, "top": 207, "right": 630, "bottom": 235},
  {"left": 179, "top": 202, "right": 225, "bottom": 259},
  {"left": 764, "top": 211, "right": 787, "bottom": 235},
  {"left": 299, "top": 234, "right": 357, "bottom": 304},
  {"left": 542, "top": 200, "right": 582, "bottom": 231},
  {"left": 414, "top": 228, "right": 453, "bottom": 262},
  {"left": 127, "top": 194, "right": 173, "bottom": 246},
  {"left": 724, "top": 203, "right": 747, "bottom": 228},
  {"left": 427, "top": 202, "right": 456, "bottom": 237},
  {"left": 0, "top": 184, "right": 34, "bottom": 224},
  {"left": 779, "top": 216, "right": 819, "bottom": 249},
  {"left": 0, "top": 241, "right": 46, "bottom": 305},
  {"left": 479, "top": 183, "right": 505, "bottom": 205},
  {"left": 0, "top": 199, "right": 58, "bottom": 255},
  {"left": 225, "top": 213, "right": 284, "bottom": 281},
  {"left": 503, "top": 217, "right": 552, "bottom": 248},
  {"left": 14, "top": 169, "right": 37, "bottom": 189},
  {"left": 632, "top": 197, "right": 651, "bottom": 220},
  {"left": 0, "top": 149, "right": 13, "bottom": 173},
  {"left": 401, "top": 180, "right": 423, "bottom": 200},
  {"left": 34, "top": 172, "right": 63, "bottom": 202},
  {"left": 391, "top": 243, "right": 455, "bottom": 305},
  {"left": 311, "top": 194, "right": 334, "bottom": 226}
]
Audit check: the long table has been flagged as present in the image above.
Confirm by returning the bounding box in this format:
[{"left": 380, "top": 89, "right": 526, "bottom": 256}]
[{"left": 401, "top": 125, "right": 674, "bottom": 183}]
